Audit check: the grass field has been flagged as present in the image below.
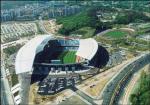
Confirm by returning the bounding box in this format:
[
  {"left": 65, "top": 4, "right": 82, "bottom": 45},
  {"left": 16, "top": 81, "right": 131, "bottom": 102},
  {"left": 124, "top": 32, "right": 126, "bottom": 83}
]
[
  {"left": 58, "top": 51, "right": 76, "bottom": 64},
  {"left": 105, "top": 30, "right": 128, "bottom": 38}
]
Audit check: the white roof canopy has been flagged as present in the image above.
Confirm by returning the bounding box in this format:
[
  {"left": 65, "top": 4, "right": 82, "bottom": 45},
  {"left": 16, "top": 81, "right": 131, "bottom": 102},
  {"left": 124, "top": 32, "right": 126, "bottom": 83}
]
[
  {"left": 15, "top": 35, "right": 53, "bottom": 74},
  {"left": 76, "top": 38, "right": 98, "bottom": 60},
  {"left": 15, "top": 36, "right": 98, "bottom": 74}
]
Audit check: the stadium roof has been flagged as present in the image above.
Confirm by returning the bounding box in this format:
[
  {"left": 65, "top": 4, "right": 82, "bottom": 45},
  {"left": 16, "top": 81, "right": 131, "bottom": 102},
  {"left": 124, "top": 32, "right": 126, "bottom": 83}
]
[
  {"left": 76, "top": 38, "right": 98, "bottom": 60},
  {"left": 15, "top": 35, "right": 53, "bottom": 74}
]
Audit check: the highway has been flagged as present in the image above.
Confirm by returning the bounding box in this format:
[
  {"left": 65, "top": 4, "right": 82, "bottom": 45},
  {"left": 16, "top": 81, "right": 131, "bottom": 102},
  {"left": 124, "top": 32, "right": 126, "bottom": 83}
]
[
  {"left": 1, "top": 16, "right": 149, "bottom": 105},
  {"left": 1, "top": 52, "right": 15, "bottom": 105},
  {"left": 101, "top": 52, "right": 150, "bottom": 105},
  {"left": 121, "top": 71, "right": 140, "bottom": 104},
  {"left": 61, "top": 56, "right": 144, "bottom": 105},
  {"left": 120, "top": 64, "right": 149, "bottom": 104},
  {"left": 1, "top": 79, "right": 10, "bottom": 105}
]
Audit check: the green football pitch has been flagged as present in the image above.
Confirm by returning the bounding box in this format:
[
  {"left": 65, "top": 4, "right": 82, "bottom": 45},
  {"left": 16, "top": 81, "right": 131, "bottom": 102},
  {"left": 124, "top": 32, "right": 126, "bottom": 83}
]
[
  {"left": 105, "top": 30, "right": 128, "bottom": 38},
  {"left": 58, "top": 51, "right": 76, "bottom": 64}
]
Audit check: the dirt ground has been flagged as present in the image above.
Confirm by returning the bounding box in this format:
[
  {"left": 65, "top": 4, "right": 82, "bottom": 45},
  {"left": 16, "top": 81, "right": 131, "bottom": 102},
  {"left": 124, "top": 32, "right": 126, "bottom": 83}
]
[
  {"left": 86, "top": 78, "right": 109, "bottom": 96},
  {"left": 43, "top": 20, "right": 61, "bottom": 34}
]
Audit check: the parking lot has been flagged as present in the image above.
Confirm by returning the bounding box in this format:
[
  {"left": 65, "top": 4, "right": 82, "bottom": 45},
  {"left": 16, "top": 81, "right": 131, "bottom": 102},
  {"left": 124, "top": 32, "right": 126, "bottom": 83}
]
[{"left": 37, "top": 76, "right": 79, "bottom": 95}]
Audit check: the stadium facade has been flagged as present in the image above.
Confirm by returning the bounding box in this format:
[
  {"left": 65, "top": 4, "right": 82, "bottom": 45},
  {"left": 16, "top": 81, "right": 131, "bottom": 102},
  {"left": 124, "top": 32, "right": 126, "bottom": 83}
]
[{"left": 15, "top": 35, "right": 109, "bottom": 104}]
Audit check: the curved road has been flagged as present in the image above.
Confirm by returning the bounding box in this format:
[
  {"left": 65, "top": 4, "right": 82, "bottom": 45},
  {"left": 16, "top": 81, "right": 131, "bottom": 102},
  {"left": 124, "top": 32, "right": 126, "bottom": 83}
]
[
  {"left": 120, "top": 64, "right": 149, "bottom": 104},
  {"left": 101, "top": 52, "right": 150, "bottom": 105}
]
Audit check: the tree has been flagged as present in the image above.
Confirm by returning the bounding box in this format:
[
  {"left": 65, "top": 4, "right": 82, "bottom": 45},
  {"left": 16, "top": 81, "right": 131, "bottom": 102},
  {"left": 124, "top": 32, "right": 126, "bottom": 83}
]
[
  {"left": 130, "top": 94, "right": 138, "bottom": 105},
  {"left": 130, "top": 71, "right": 150, "bottom": 105}
]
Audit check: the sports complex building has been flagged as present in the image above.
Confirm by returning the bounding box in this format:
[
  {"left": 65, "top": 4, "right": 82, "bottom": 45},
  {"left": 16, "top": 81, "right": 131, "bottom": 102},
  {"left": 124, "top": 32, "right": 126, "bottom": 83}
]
[{"left": 14, "top": 35, "right": 109, "bottom": 104}]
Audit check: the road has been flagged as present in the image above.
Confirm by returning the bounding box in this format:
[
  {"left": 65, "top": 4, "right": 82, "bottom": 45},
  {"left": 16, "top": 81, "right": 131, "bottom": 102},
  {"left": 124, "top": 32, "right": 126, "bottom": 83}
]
[
  {"left": 66, "top": 56, "right": 143, "bottom": 105},
  {"left": 1, "top": 52, "right": 15, "bottom": 105},
  {"left": 64, "top": 54, "right": 147, "bottom": 105},
  {"left": 76, "top": 58, "right": 134, "bottom": 98},
  {"left": 101, "top": 52, "right": 150, "bottom": 105},
  {"left": 121, "top": 73, "right": 140, "bottom": 105},
  {"left": 1, "top": 79, "right": 10, "bottom": 105},
  {"left": 120, "top": 64, "right": 149, "bottom": 104},
  {"left": 95, "top": 29, "right": 111, "bottom": 37}
]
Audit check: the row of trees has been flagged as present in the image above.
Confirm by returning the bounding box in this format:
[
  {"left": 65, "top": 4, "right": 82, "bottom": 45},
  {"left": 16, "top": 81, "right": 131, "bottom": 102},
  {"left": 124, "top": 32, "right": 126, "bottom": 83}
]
[{"left": 130, "top": 71, "right": 150, "bottom": 105}]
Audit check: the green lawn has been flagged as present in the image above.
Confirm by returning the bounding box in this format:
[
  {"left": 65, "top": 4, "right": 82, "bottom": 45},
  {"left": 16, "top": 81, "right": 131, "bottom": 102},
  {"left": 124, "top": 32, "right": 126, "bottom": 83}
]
[
  {"left": 58, "top": 51, "right": 76, "bottom": 64},
  {"left": 105, "top": 30, "right": 128, "bottom": 38}
]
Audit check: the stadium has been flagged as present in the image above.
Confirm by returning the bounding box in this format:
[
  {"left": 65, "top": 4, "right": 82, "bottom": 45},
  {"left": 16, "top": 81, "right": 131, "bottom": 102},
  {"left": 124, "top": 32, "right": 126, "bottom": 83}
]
[
  {"left": 15, "top": 35, "right": 109, "bottom": 75},
  {"left": 15, "top": 35, "right": 109, "bottom": 104}
]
